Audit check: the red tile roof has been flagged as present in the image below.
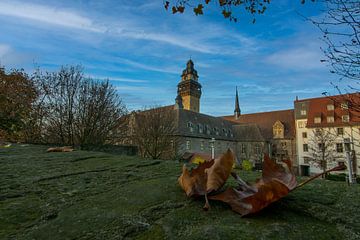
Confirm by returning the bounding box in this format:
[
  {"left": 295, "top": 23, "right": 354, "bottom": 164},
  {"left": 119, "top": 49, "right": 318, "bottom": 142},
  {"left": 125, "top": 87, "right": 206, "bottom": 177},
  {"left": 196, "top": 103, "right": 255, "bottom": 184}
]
[
  {"left": 298, "top": 93, "right": 360, "bottom": 128},
  {"left": 222, "top": 109, "right": 295, "bottom": 139}
]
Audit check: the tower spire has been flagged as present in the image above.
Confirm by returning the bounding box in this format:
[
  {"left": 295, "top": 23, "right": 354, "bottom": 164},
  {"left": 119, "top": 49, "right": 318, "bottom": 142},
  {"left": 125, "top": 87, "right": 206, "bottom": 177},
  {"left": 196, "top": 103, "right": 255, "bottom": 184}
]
[{"left": 234, "top": 86, "right": 241, "bottom": 119}]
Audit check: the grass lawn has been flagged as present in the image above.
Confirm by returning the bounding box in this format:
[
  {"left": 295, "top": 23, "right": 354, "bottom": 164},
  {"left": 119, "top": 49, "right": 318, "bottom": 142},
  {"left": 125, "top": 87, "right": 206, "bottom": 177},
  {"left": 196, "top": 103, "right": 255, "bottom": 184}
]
[{"left": 1, "top": 144, "right": 360, "bottom": 240}]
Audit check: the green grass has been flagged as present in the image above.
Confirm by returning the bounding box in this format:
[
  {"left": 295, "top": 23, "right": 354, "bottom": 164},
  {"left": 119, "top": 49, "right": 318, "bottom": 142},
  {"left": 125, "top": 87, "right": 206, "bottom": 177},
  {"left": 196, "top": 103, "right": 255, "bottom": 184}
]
[{"left": 1, "top": 144, "right": 360, "bottom": 240}]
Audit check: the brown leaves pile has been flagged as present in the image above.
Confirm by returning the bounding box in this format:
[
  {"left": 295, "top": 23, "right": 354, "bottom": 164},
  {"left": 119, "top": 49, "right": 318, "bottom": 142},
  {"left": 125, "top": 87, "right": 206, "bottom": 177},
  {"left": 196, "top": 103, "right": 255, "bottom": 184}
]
[
  {"left": 178, "top": 149, "right": 346, "bottom": 216},
  {"left": 46, "top": 146, "right": 74, "bottom": 153}
]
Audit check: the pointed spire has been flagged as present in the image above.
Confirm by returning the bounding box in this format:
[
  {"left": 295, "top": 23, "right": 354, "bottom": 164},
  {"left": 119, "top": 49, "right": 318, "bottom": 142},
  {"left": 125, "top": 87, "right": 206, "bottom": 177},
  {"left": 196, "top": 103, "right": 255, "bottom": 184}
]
[{"left": 234, "top": 86, "right": 241, "bottom": 119}]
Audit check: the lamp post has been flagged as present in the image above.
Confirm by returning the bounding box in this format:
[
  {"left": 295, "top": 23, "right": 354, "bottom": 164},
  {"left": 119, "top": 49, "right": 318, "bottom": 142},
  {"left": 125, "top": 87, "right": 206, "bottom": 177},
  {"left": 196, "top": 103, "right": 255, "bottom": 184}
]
[
  {"left": 344, "top": 138, "right": 355, "bottom": 184},
  {"left": 210, "top": 138, "right": 215, "bottom": 159}
]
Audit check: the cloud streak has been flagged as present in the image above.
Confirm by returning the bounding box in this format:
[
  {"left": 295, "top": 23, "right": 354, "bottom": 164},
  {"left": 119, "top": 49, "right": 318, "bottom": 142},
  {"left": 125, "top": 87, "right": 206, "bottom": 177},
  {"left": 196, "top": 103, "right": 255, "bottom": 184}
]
[{"left": 0, "top": 1, "right": 105, "bottom": 32}]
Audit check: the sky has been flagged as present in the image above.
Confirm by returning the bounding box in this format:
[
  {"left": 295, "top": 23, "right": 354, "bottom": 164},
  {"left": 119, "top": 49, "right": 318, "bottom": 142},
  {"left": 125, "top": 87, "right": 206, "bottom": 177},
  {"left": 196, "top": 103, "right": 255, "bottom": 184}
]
[{"left": 0, "top": 0, "right": 354, "bottom": 116}]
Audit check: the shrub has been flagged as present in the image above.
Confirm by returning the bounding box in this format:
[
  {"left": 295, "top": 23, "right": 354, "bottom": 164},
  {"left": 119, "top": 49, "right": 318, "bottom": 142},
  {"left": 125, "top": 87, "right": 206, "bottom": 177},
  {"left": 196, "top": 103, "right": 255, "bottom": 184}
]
[{"left": 242, "top": 160, "right": 252, "bottom": 171}]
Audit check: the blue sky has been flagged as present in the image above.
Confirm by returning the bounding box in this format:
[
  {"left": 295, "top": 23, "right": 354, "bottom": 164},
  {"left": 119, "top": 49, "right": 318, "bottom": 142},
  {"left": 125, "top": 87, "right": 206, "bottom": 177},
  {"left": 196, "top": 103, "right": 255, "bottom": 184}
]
[{"left": 0, "top": 0, "right": 353, "bottom": 116}]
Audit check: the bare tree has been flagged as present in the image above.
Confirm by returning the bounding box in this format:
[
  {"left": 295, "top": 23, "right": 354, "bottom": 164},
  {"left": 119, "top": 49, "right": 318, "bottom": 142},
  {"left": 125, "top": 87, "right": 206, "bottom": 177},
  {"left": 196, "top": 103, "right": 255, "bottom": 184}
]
[
  {"left": 312, "top": 0, "right": 359, "bottom": 81},
  {"left": 307, "top": 128, "right": 337, "bottom": 175},
  {"left": 28, "top": 65, "right": 127, "bottom": 146},
  {"left": 132, "top": 106, "right": 178, "bottom": 159}
]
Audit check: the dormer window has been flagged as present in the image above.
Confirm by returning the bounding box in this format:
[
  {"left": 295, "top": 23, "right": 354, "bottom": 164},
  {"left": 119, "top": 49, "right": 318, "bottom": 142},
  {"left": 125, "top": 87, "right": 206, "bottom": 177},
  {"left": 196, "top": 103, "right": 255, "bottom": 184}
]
[
  {"left": 213, "top": 127, "right": 219, "bottom": 136},
  {"left": 198, "top": 124, "right": 203, "bottom": 134},
  {"left": 327, "top": 116, "right": 334, "bottom": 123},
  {"left": 206, "top": 125, "right": 210, "bottom": 135},
  {"left": 222, "top": 128, "right": 227, "bottom": 136},
  {"left": 342, "top": 115, "right": 350, "bottom": 122},
  {"left": 187, "top": 122, "right": 194, "bottom": 132},
  {"left": 327, "top": 104, "right": 334, "bottom": 111},
  {"left": 273, "top": 121, "right": 284, "bottom": 139},
  {"left": 341, "top": 102, "right": 349, "bottom": 109},
  {"left": 314, "top": 117, "right": 321, "bottom": 124}
]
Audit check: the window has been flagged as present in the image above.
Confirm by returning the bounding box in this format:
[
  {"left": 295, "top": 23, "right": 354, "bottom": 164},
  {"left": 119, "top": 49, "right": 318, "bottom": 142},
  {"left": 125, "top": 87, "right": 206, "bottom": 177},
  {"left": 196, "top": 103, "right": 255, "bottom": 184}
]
[
  {"left": 327, "top": 116, "right": 334, "bottom": 123},
  {"left": 170, "top": 140, "right": 174, "bottom": 149},
  {"left": 303, "top": 144, "right": 308, "bottom": 152},
  {"left": 336, "top": 143, "right": 343, "bottom": 153},
  {"left": 337, "top": 128, "right": 344, "bottom": 135},
  {"left": 200, "top": 140, "right": 204, "bottom": 151},
  {"left": 304, "top": 157, "right": 310, "bottom": 164},
  {"left": 214, "top": 127, "right": 219, "bottom": 136},
  {"left": 223, "top": 128, "right": 227, "bottom": 136},
  {"left": 341, "top": 102, "right": 349, "bottom": 109},
  {"left": 241, "top": 144, "right": 246, "bottom": 154},
  {"left": 314, "top": 117, "right": 321, "bottom": 123},
  {"left": 206, "top": 125, "right": 211, "bottom": 135},
  {"left": 298, "top": 121, "right": 306, "bottom": 128},
  {"left": 186, "top": 140, "right": 191, "bottom": 150},
  {"left": 300, "top": 110, "right": 307, "bottom": 116},
  {"left": 302, "top": 132, "right": 307, "bottom": 138},
  {"left": 318, "top": 143, "right": 324, "bottom": 151},
  {"left": 327, "top": 104, "right": 334, "bottom": 111},
  {"left": 198, "top": 124, "right": 203, "bottom": 134},
  {"left": 281, "top": 142, "right": 287, "bottom": 147},
  {"left": 342, "top": 115, "right": 350, "bottom": 122},
  {"left": 255, "top": 144, "right": 261, "bottom": 154},
  {"left": 187, "top": 122, "right": 194, "bottom": 132}
]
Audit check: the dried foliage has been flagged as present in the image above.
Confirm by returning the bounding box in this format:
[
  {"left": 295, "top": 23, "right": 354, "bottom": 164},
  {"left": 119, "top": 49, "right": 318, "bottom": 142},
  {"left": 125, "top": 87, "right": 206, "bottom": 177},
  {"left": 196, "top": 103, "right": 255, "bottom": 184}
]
[
  {"left": 179, "top": 150, "right": 347, "bottom": 216},
  {"left": 164, "top": 1, "right": 318, "bottom": 23},
  {"left": 178, "top": 149, "right": 235, "bottom": 209},
  {"left": 209, "top": 155, "right": 297, "bottom": 216}
]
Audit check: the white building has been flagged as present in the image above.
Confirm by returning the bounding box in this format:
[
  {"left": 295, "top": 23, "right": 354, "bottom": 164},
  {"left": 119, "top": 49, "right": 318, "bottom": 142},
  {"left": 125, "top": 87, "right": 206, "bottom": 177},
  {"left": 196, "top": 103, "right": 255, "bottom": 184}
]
[{"left": 294, "top": 94, "right": 360, "bottom": 176}]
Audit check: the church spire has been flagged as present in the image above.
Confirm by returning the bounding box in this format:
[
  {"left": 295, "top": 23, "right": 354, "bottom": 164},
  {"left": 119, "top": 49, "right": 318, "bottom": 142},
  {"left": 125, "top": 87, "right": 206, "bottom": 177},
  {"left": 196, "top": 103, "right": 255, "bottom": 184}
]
[{"left": 234, "top": 86, "right": 241, "bottom": 119}]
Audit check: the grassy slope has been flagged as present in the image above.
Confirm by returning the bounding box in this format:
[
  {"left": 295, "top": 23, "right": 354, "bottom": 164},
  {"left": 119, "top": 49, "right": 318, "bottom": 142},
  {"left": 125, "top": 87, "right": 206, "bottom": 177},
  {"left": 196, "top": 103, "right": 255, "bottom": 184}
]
[{"left": 0, "top": 145, "right": 359, "bottom": 240}]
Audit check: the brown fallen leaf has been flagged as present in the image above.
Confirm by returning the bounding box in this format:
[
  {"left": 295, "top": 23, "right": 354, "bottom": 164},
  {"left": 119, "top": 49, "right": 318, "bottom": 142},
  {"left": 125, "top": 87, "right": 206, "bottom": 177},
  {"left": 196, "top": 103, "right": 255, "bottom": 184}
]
[
  {"left": 209, "top": 155, "right": 296, "bottom": 216},
  {"left": 205, "top": 149, "right": 235, "bottom": 193},
  {"left": 209, "top": 155, "right": 346, "bottom": 216},
  {"left": 178, "top": 149, "right": 236, "bottom": 209},
  {"left": 178, "top": 160, "right": 214, "bottom": 197},
  {"left": 47, "top": 146, "right": 74, "bottom": 153}
]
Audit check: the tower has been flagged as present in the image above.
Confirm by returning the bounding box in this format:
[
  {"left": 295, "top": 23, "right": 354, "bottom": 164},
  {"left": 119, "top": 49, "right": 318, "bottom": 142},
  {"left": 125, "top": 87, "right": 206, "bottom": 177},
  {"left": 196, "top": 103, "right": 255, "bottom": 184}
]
[
  {"left": 177, "top": 59, "right": 202, "bottom": 112},
  {"left": 234, "top": 86, "right": 241, "bottom": 119}
]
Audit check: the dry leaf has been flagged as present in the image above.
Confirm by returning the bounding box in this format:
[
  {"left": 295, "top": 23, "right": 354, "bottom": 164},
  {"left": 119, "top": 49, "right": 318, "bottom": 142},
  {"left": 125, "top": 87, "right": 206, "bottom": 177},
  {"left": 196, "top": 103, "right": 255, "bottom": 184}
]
[
  {"left": 178, "top": 149, "right": 235, "bottom": 205},
  {"left": 178, "top": 160, "right": 214, "bottom": 197},
  {"left": 47, "top": 146, "right": 74, "bottom": 153},
  {"left": 205, "top": 149, "right": 235, "bottom": 192},
  {"left": 209, "top": 155, "right": 296, "bottom": 216}
]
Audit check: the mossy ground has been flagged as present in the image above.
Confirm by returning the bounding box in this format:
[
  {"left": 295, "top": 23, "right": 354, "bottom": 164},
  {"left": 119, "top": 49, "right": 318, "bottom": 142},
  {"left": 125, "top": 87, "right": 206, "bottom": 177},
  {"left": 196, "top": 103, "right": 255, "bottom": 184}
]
[{"left": 1, "top": 144, "right": 359, "bottom": 239}]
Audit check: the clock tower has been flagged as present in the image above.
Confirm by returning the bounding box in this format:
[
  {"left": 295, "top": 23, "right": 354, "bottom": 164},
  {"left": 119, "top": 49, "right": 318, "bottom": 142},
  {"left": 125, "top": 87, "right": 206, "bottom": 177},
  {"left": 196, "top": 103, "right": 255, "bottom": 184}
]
[{"left": 177, "top": 59, "right": 202, "bottom": 112}]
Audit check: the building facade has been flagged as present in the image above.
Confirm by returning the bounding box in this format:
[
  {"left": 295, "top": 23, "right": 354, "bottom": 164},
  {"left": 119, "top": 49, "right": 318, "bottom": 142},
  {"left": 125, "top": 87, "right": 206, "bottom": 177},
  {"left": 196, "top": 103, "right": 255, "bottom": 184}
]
[
  {"left": 125, "top": 59, "right": 360, "bottom": 176},
  {"left": 295, "top": 95, "right": 360, "bottom": 176}
]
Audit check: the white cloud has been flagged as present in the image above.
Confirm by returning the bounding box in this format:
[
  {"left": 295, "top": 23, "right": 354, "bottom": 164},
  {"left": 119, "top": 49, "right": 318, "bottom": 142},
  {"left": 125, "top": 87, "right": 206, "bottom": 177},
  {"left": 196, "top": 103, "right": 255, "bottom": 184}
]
[
  {"left": 0, "top": 1, "right": 105, "bottom": 32},
  {"left": 0, "top": 44, "right": 11, "bottom": 58},
  {"left": 265, "top": 47, "right": 325, "bottom": 71}
]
